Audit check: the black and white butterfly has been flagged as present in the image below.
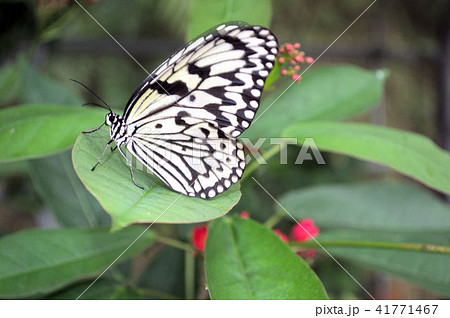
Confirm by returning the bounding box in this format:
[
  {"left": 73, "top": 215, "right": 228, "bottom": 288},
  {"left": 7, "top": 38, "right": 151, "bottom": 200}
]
[{"left": 85, "top": 22, "right": 278, "bottom": 199}]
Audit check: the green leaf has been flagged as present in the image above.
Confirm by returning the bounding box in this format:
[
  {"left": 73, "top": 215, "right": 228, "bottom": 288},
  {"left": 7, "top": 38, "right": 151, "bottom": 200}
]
[
  {"left": 136, "top": 247, "right": 185, "bottom": 299},
  {"left": 243, "top": 66, "right": 387, "bottom": 140},
  {"left": 0, "top": 104, "right": 105, "bottom": 162},
  {"left": 279, "top": 182, "right": 450, "bottom": 296},
  {"left": 282, "top": 122, "right": 450, "bottom": 195},
  {"left": 0, "top": 160, "right": 28, "bottom": 177},
  {"left": 48, "top": 280, "right": 118, "bottom": 300},
  {"left": 20, "top": 65, "right": 82, "bottom": 105},
  {"left": 278, "top": 182, "right": 450, "bottom": 232},
  {"left": 0, "top": 227, "right": 154, "bottom": 298},
  {"left": 205, "top": 217, "right": 327, "bottom": 299},
  {"left": 316, "top": 231, "right": 450, "bottom": 297},
  {"left": 187, "top": 0, "right": 272, "bottom": 40},
  {"left": 72, "top": 129, "right": 241, "bottom": 230},
  {"left": 28, "top": 150, "right": 110, "bottom": 228},
  {"left": 110, "top": 286, "right": 144, "bottom": 300},
  {"left": 0, "top": 56, "right": 27, "bottom": 106}
]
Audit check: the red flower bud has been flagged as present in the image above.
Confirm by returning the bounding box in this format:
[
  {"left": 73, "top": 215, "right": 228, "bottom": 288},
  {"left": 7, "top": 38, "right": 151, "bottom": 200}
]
[
  {"left": 281, "top": 69, "right": 288, "bottom": 75},
  {"left": 278, "top": 57, "right": 285, "bottom": 64},
  {"left": 305, "top": 57, "right": 314, "bottom": 64},
  {"left": 291, "top": 74, "right": 301, "bottom": 82},
  {"left": 297, "top": 249, "right": 317, "bottom": 259},
  {"left": 240, "top": 211, "right": 250, "bottom": 219},
  {"left": 285, "top": 43, "right": 293, "bottom": 51},
  {"left": 192, "top": 225, "right": 208, "bottom": 252},
  {"left": 290, "top": 218, "right": 319, "bottom": 242}
]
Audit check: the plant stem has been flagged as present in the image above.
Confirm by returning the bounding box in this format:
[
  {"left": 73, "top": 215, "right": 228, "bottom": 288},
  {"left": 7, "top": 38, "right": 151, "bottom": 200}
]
[
  {"left": 154, "top": 234, "right": 195, "bottom": 253},
  {"left": 241, "top": 143, "right": 283, "bottom": 181},
  {"left": 135, "top": 287, "right": 180, "bottom": 300},
  {"left": 291, "top": 240, "right": 450, "bottom": 255},
  {"left": 185, "top": 251, "right": 195, "bottom": 300},
  {"left": 264, "top": 210, "right": 286, "bottom": 229}
]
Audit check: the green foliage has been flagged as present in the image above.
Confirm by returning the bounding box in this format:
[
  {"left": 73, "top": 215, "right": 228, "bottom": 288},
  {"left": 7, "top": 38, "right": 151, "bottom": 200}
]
[
  {"left": 282, "top": 122, "right": 450, "bottom": 195},
  {"left": 28, "top": 151, "right": 109, "bottom": 228},
  {"left": 48, "top": 280, "right": 118, "bottom": 300},
  {"left": 318, "top": 231, "right": 450, "bottom": 297},
  {"left": 72, "top": 129, "right": 241, "bottom": 230},
  {"left": 187, "top": 0, "right": 272, "bottom": 40},
  {"left": 0, "top": 227, "right": 154, "bottom": 298},
  {"left": 243, "top": 66, "right": 387, "bottom": 140},
  {"left": 279, "top": 182, "right": 450, "bottom": 232},
  {"left": 0, "top": 104, "right": 105, "bottom": 162},
  {"left": 1, "top": 0, "right": 449, "bottom": 301},
  {"left": 279, "top": 182, "right": 450, "bottom": 296},
  {"left": 205, "top": 217, "right": 328, "bottom": 299}
]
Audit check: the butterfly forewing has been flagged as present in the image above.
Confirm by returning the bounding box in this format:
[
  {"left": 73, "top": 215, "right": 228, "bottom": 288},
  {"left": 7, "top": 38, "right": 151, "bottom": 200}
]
[{"left": 121, "top": 23, "right": 278, "bottom": 199}]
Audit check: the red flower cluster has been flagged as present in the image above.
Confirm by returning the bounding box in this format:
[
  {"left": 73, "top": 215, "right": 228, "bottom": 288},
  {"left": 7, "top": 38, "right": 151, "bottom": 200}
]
[
  {"left": 278, "top": 42, "right": 314, "bottom": 83},
  {"left": 190, "top": 215, "right": 320, "bottom": 260}
]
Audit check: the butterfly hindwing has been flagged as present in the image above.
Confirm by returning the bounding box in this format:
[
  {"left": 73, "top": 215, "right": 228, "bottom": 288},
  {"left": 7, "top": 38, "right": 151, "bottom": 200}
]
[{"left": 127, "top": 116, "right": 245, "bottom": 199}]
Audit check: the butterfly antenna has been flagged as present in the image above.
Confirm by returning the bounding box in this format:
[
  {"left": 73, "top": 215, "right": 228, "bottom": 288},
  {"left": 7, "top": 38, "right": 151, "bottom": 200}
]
[{"left": 70, "top": 79, "right": 112, "bottom": 113}]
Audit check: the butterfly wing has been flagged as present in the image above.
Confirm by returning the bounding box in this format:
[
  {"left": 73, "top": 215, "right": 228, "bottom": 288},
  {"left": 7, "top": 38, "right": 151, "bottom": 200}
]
[
  {"left": 124, "top": 22, "right": 278, "bottom": 137},
  {"left": 127, "top": 116, "right": 245, "bottom": 199},
  {"left": 124, "top": 22, "right": 278, "bottom": 198}
]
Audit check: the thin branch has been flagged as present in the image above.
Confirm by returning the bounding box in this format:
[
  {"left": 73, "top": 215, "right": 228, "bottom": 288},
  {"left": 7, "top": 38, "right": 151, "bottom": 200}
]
[{"left": 292, "top": 240, "right": 450, "bottom": 255}]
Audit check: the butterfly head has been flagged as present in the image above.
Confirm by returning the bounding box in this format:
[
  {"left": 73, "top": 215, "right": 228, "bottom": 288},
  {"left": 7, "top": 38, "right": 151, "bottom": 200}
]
[
  {"left": 105, "top": 113, "right": 121, "bottom": 127},
  {"left": 105, "top": 113, "right": 126, "bottom": 141}
]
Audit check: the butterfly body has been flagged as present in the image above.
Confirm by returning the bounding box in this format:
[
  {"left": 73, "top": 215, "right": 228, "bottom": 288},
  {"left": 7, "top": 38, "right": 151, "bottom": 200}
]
[{"left": 90, "top": 23, "right": 278, "bottom": 199}]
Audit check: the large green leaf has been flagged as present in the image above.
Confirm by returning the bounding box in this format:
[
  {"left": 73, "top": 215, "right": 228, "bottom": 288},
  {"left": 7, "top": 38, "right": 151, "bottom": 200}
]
[
  {"left": 243, "top": 66, "right": 387, "bottom": 140},
  {"left": 0, "top": 227, "right": 154, "bottom": 298},
  {"left": 316, "top": 231, "right": 450, "bottom": 297},
  {"left": 20, "top": 65, "right": 82, "bottom": 105},
  {"left": 0, "top": 56, "right": 26, "bottom": 106},
  {"left": 282, "top": 122, "right": 450, "bottom": 195},
  {"left": 28, "top": 150, "right": 110, "bottom": 228},
  {"left": 279, "top": 182, "right": 450, "bottom": 232},
  {"left": 0, "top": 104, "right": 105, "bottom": 162},
  {"left": 48, "top": 279, "right": 118, "bottom": 300},
  {"left": 72, "top": 129, "right": 241, "bottom": 230},
  {"left": 110, "top": 286, "right": 144, "bottom": 300},
  {"left": 279, "top": 182, "right": 450, "bottom": 296},
  {"left": 205, "top": 217, "right": 327, "bottom": 299},
  {"left": 136, "top": 247, "right": 185, "bottom": 299},
  {"left": 187, "top": 0, "right": 272, "bottom": 40},
  {"left": 14, "top": 64, "right": 109, "bottom": 227}
]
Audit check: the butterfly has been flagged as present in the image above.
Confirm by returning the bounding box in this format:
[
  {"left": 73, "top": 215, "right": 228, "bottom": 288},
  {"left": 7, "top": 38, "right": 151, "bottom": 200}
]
[{"left": 84, "top": 22, "right": 278, "bottom": 199}]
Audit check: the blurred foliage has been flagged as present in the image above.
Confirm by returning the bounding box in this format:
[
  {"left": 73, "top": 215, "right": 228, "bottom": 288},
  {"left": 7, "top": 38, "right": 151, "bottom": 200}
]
[{"left": 0, "top": 0, "right": 449, "bottom": 300}]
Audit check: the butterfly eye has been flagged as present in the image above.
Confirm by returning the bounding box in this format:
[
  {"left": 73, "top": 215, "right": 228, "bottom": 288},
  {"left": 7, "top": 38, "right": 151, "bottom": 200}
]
[{"left": 105, "top": 114, "right": 115, "bottom": 126}]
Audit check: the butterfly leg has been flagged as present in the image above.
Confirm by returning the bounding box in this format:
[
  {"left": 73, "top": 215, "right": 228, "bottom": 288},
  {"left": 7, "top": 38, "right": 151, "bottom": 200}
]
[
  {"left": 83, "top": 122, "right": 105, "bottom": 134},
  {"left": 91, "top": 140, "right": 112, "bottom": 171},
  {"left": 111, "top": 146, "right": 117, "bottom": 152},
  {"left": 117, "top": 144, "right": 144, "bottom": 190}
]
